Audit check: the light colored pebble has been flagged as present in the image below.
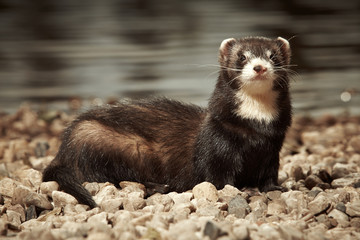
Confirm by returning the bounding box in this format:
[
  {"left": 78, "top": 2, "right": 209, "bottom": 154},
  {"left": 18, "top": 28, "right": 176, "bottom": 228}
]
[
  {"left": 52, "top": 190, "right": 78, "bottom": 208},
  {"left": 25, "top": 192, "right": 53, "bottom": 210},
  {"left": 308, "top": 193, "right": 331, "bottom": 215},
  {"left": 328, "top": 209, "right": 350, "bottom": 227},
  {"left": 40, "top": 181, "right": 59, "bottom": 197},
  {"left": 193, "top": 182, "right": 219, "bottom": 203},
  {"left": 345, "top": 200, "right": 360, "bottom": 217}
]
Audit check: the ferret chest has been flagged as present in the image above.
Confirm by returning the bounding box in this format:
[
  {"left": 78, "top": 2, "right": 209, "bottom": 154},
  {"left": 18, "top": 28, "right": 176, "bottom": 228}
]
[{"left": 234, "top": 90, "right": 279, "bottom": 124}]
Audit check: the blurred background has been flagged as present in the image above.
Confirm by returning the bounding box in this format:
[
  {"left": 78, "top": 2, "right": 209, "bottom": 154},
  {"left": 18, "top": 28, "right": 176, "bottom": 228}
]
[{"left": 0, "top": 0, "right": 359, "bottom": 115}]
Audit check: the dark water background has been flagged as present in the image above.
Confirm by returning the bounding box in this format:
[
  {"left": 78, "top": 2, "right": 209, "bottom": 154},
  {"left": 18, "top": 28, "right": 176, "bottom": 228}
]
[{"left": 0, "top": 0, "right": 359, "bottom": 115}]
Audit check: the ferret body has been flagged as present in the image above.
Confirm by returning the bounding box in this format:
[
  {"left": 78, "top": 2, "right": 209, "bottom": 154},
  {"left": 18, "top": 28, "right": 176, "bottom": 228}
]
[{"left": 43, "top": 36, "right": 292, "bottom": 208}]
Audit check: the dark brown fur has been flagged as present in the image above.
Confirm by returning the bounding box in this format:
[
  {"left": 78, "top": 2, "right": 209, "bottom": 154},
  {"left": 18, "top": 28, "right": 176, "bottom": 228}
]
[{"left": 43, "top": 37, "right": 292, "bottom": 208}]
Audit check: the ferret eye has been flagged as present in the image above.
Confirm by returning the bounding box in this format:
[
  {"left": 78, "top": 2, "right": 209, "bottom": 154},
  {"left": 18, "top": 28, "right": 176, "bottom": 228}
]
[
  {"left": 269, "top": 53, "right": 275, "bottom": 60},
  {"left": 239, "top": 55, "right": 246, "bottom": 61}
]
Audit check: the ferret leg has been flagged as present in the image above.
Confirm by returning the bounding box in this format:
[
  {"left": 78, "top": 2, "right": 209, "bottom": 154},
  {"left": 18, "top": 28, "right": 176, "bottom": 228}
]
[{"left": 144, "top": 182, "right": 170, "bottom": 196}]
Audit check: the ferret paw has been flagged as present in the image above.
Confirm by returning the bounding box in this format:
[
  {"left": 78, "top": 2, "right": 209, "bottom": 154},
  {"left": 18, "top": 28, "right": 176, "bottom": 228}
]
[
  {"left": 144, "top": 182, "right": 170, "bottom": 196},
  {"left": 240, "top": 187, "right": 261, "bottom": 197},
  {"left": 262, "top": 185, "right": 288, "bottom": 192}
]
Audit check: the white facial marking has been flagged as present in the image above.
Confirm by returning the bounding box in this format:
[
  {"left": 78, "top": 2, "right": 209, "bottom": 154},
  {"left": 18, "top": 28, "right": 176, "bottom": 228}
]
[
  {"left": 234, "top": 53, "right": 279, "bottom": 123},
  {"left": 266, "top": 50, "right": 272, "bottom": 58},
  {"left": 240, "top": 57, "right": 275, "bottom": 94},
  {"left": 243, "top": 51, "right": 253, "bottom": 59}
]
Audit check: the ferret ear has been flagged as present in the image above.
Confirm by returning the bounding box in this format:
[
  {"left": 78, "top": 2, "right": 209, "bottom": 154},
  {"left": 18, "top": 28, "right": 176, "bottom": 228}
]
[
  {"left": 219, "top": 38, "right": 236, "bottom": 63},
  {"left": 276, "top": 37, "right": 291, "bottom": 65}
]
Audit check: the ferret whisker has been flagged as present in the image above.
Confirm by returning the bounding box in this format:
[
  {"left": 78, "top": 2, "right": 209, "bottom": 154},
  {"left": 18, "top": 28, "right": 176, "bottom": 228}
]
[
  {"left": 228, "top": 75, "right": 242, "bottom": 86},
  {"left": 276, "top": 76, "right": 288, "bottom": 89},
  {"left": 205, "top": 69, "right": 221, "bottom": 79}
]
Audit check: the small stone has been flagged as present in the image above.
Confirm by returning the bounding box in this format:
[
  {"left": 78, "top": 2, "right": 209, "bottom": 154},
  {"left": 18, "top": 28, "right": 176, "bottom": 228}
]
[
  {"left": 146, "top": 193, "right": 174, "bottom": 212},
  {"left": 278, "top": 170, "right": 288, "bottom": 185},
  {"left": 350, "top": 217, "right": 360, "bottom": 228},
  {"left": 0, "top": 177, "right": 19, "bottom": 198},
  {"left": 52, "top": 191, "right": 78, "bottom": 208},
  {"left": 142, "top": 227, "right": 162, "bottom": 240},
  {"left": 127, "top": 212, "right": 150, "bottom": 226},
  {"left": 193, "top": 182, "right": 219, "bottom": 202},
  {"left": 203, "top": 221, "right": 221, "bottom": 240},
  {"left": 266, "top": 190, "right": 282, "bottom": 200},
  {"left": 257, "top": 223, "right": 282, "bottom": 239},
  {"left": 281, "top": 178, "right": 297, "bottom": 190},
  {"left": 40, "top": 181, "right": 59, "bottom": 198},
  {"left": 267, "top": 199, "right": 287, "bottom": 215},
  {"left": 328, "top": 209, "right": 350, "bottom": 227},
  {"left": 34, "top": 141, "right": 49, "bottom": 158},
  {"left": 331, "top": 173, "right": 360, "bottom": 188},
  {"left": 14, "top": 168, "right": 43, "bottom": 189},
  {"left": 308, "top": 194, "right": 331, "bottom": 215},
  {"left": 100, "top": 199, "right": 123, "bottom": 213},
  {"left": 73, "top": 207, "right": 99, "bottom": 223},
  {"left": 24, "top": 192, "right": 53, "bottom": 210},
  {"left": 87, "top": 212, "right": 108, "bottom": 225},
  {"left": 20, "top": 219, "right": 46, "bottom": 232},
  {"left": 0, "top": 218, "right": 7, "bottom": 235},
  {"left": 170, "top": 192, "right": 193, "bottom": 205},
  {"left": 332, "top": 163, "right": 352, "bottom": 179},
  {"left": 58, "top": 221, "right": 90, "bottom": 238},
  {"left": 7, "top": 204, "right": 25, "bottom": 222},
  {"left": 12, "top": 185, "right": 32, "bottom": 206},
  {"left": 345, "top": 200, "right": 360, "bottom": 217},
  {"left": 84, "top": 182, "right": 100, "bottom": 196},
  {"left": 135, "top": 225, "right": 148, "bottom": 237},
  {"left": 317, "top": 169, "right": 332, "bottom": 184},
  {"left": 218, "top": 185, "right": 243, "bottom": 202},
  {"left": 75, "top": 204, "right": 90, "bottom": 213},
  {"left": 123, "top": 195, "right": 146, "bottom": 211},
  {"left": 165, "top": 219, "right": 198, "bottom": 240},
  {"left": 291, "top": 166, "right": 306, "bottom": 181},
  {"left": 88, "top": 232, "right": 112, "bottom": 240},
  {"left": 7, "top": 210, "right": 22, "bottom": 229},
  {"left": 281, "top": 191, "right": 307, "bottom": 212},
  {"left": 196, "top": 205, "right": 221, "bottom": 218},
  {"left": 315, "top": 214, "right": 332, "bottom": 229},
  {"left": 335, "top": 202, "right": 346, "bottom": 213},
  {"left": 120, "top": 181, "right": 146, "bottom": 198},
  {"left": 233, "top": 225, "right": 249, "bottom": 240},
  {"left": 93, "top": 183, "right": 121, "bottom": 203},
  {"left": 25, "top": 205, "right": 37, "bottom": 221},
  {"left": 304, "top": 175, "right": 323, "bottom": 190},
  {"left": 29, "top": 156, "right": 53, "bottom": 171},
  {"left": 315, "top": 183, "right": 331, "bottom": 190},
  {"left": 227, "top": 195, "right": 250, "bottom": 218},
  {"left": 307, "top": 188, "right": 322, "bottom": 200},
  {"left": 349, "top": 136, "right": 360, "bottom": 153},
  {"left": 249, "top": 195, "right": 267, "bottom": 205},
  {"left": 278, "top": 224, "right": 304, "bottom": 240}
]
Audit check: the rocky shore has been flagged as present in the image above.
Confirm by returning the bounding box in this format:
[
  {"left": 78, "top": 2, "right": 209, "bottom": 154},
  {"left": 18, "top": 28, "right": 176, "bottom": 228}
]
[{"left": 0, "top": 105, "right": 359, "bottom": 240}]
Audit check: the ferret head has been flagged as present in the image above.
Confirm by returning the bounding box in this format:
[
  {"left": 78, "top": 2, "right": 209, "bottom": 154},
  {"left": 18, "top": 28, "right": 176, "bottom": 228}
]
[{"left": 218, "top": 36, "right": 291, "bottom": 95}]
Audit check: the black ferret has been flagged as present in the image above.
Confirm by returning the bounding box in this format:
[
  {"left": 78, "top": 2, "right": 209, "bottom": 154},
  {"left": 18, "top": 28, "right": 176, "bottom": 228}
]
[{"left": 43, "top": 36, "right": 292, "bottom": 208}]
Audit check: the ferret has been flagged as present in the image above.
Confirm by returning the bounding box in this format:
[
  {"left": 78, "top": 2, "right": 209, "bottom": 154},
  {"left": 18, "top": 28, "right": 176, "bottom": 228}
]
[{"left": 43, "top": 36, "right": 292, "bottom": 208}]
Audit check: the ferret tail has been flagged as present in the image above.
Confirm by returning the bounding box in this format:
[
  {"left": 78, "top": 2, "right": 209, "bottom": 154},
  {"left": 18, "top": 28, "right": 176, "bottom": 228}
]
[{"left": 42, "top": 164, "right": 97, "bottom": 209}]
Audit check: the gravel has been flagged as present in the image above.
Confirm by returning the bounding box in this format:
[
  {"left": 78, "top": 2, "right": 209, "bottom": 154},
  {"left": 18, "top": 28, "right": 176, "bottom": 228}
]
[{"left": 0, "top": 105, "right": 360, "bottom": 240}]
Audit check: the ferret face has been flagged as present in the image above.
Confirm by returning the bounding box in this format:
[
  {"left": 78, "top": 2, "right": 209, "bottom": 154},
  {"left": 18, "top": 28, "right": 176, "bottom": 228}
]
[{"left": 219, "top": 37, "right": 291, "bottom": 95}]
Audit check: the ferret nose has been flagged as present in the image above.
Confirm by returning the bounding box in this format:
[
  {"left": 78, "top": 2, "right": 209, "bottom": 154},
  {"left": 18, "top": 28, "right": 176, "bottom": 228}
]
[{"left": 253, "top": 65, "right": 267, "bottom": 74}]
